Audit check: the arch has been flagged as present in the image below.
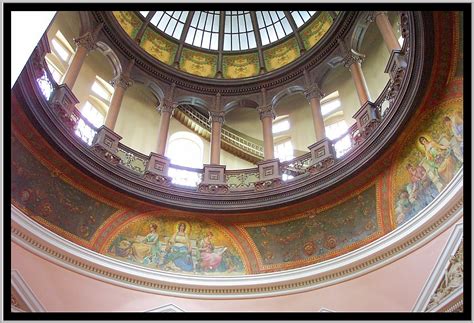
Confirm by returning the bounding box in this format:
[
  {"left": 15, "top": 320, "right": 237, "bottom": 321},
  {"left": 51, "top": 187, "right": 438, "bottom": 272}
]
[
  {"left": 223, "top": 99, "right": 259, "bottom": 113},
  {"left": 166, "top": 131, "right": 204, "bottom": 168},
  {"left": 350, "top": 12, "right": 372, "bottom": 52},
  {"left": 271, "top": 85, "right": 305, "bottom": 108},
  {"left": 175, "top": 96, "right": 210, "bottom": 111},
  {"left": 95, "top": 41, "right": 123, "bottom": 80}
]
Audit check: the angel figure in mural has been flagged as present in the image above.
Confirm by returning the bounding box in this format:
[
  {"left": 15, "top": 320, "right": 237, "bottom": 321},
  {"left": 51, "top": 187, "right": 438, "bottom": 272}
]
[
  {"left": 197, "top": 231, "right": 227, "bottom": 272},
  {"left": 130, "top": 223, "right": 161, "bottom": 265},
  {"left": 162, "top": 222, "right": 194, "bottom": 272},
  {"left": 418, "top": 136, "right": 458, "bottom": 189},
  {"left": 443, "top": 115, "right": 463, "bottom": 163}
]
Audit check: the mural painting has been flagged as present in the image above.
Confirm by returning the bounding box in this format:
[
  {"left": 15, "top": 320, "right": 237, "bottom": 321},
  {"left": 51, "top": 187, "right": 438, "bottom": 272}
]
[
  {"left": 222, "top": 53, "right": 260, "bottom": 79},
  {"left": 301, "top": 12, "right": 333, "bottom": 50},
  {"left": 140, "top": 28, "right": 178, "bottom": 66},
  {"left": 263, "top": 38, "right": 300, "bottom": 72},
  {"left": 11, "top": 131, "right": 119, "bottom": 242},
  {"left": 179, "top": 48, "right": 218, "bottom": 78},
  {"left": 104, "top": 215, "right": 248, "bottom": 275},
  {"left": 393, "top": 99, "right": 463, "bottom": 226},
  {"left": 113, "top": 11, "right": 143, "bottom": 39},
  {"left": 240, "top": 184, "right": 380, "bottom": 271}
]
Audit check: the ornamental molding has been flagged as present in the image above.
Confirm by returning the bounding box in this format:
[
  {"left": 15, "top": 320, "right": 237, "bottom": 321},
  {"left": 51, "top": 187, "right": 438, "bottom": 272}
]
[
  {"left": 208, "top": 111, "right": 225, "bottom": 124},
  {"left": 256, "top": 104, "right": 276, "bottom": 120},
  {"left": 10, "top": 169, "right": 463, "bottom": 299},
  {"left": 304, "top": 84, "right": 325, "bottom": 101},
  {"left": 73, "top": 32, "right": 97, "bottom": 52},
  {"left": 110, "top": 74, "right": 133, "bottom": 90},
  {"left": 412, "top": 222, "right": 464, "bottom": 312},
  {"left": 11, "top": 270, "right": 46, "bottom": 312},
  {"left": 157, "top": 99, "right": 177, "bottom": 114},
  {"left": 342, "top": 52, "right": 364, "bottom": 68},
  {"left": 90, "top": 11, "right": 359, "bottom": 95}
]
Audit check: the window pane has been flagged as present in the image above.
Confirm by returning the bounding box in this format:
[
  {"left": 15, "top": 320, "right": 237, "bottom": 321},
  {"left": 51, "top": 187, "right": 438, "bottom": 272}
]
[
  {"left": 213, "top": 14, "right": 220, "bottom": 32},
  {"left": 232, "top": 34, "right": 240, "bottom": 50},
  {"left": 194, "top": 29, "right": 204, "bottom": 46},
  {"left": 292, "top": 12, "right": 304, "bottom": 27},
  {"left": 91, "top": 81, "right": 111, "bottom": 101},
  {"left": 272, "top": 119, "right": 290, "bottom": 133},
  {"left": 224, "top": 34, "right": 232, "bottom": 50},
  {"left": 157, "top": 14, "right": 170, "bottom": 30},
  {"left": 240, "top": 33, "right": 248, "bottom": 50},
  {"left": 321, "top": 99, "right": 342, "bottom": 116},
  {"left": 256, "top": 11, "right": 264, "bottom": 27},
  {"left": 173, "top": 23, "right": 184, "bottom": 39},
  {"left": 281, "top": 18, "right": 293, "bottom": 34},
  {"left": 165, "top": 19, "right": 177, "bottom": 36},
  {"left": 202, "top": 31, "right": 211, "bottom": 49},
  {"left": 260, "top": 29, "right": 269, "bottom": 45},
  {"left": 274, "top": 22, "right": 284, "bottom": 38},
  {"left": 197, "top": 12, "right": 207, "bottom": 29},
  {"left": 51, "top": 39, "right": 70, "bottom": 61},
  {"left": 139, "top": 11, "right": 149, "bottom": 17},
  {"left": 245, "top": 13, "right": 253, "bottom": 30},
  {"left": 224, "top": 15, "right": 231, "bottom": 32},
  {"left": 185, "top": 27, "right": 196, "bottom": 44},
  {"left": 210, "top": 33, "right": 219, "bottom": 50},
  {"left": 238, "top": 15, "right": 246, "bottom": 32},
  {"left": 247, "top": 32, "right": 257, "bottom": 48},
  {"left": 150, "top": 12, "right": 163, "bottom": 26},
  {"left": 267, "top": 26, "right": 278, "bottom": 42}
]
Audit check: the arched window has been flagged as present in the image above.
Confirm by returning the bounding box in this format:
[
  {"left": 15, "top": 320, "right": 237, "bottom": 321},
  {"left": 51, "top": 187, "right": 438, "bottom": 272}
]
[{"left": 166, "top": 132, "right": 204, "bottom": 187}]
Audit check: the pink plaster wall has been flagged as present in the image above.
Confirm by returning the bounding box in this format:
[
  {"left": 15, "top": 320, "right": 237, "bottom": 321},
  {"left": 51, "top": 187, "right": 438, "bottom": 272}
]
[{"left": 10, "top": 220, "right": 460, "bottom": 312}]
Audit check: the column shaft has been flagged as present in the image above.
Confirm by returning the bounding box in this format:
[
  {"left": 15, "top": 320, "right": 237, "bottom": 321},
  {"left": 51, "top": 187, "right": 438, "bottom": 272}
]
[
  {"left": 349, "top": 62, "right": 370, "bottom": 105},
  {"left": 63, "top": 46, "right": 88, "bottom": 89},
  {"left": 104, "top": 85, "right": 126, "bottom": 130},
  {"left": 262, "top": 116, "right": 274, "bottom": 160},
  {"left": 310, "top": 97, "right": 326, "bottom": 141},
  {"left": 210, "top": 121, "right": 222, "bottom": 164},
  {"left": 156, "top": 110, "right": 172, "bottom": 155},
  {"left": 375, "top": 13, "right": 401, "bottom": 52}
]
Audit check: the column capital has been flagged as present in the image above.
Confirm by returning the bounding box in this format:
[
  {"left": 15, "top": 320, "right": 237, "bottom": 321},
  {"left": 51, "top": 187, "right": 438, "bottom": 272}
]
[
  {"left": 343, "top": 52, "right": 364, "bottom": 69},
  {"left": 304, "top": 84, "right": 325, "bottom": 101},
  {"left": 209, "top": 111, "right": 225, "bottom": 124},
  {"left": 73, "top": 32, "right": 97, "bottom": 52},
  {"left": 110, "top": 74, "right": 133, "bottom": 90},
  {"left": 257, "top": 104, "right": 275, "bottom": 120},
  {"left": 366, "top": 11, "right": 388, "bottom": 24},
  {"left": 157, "top": 99, "right": 177, "bottom": 114}
]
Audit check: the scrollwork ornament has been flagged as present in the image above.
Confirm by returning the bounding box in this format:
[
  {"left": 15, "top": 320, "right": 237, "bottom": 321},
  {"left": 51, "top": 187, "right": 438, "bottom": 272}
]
[
  {"left": 257, "top": 104, "right": 275, "bottom": 120},
  {"left": 73, "top": 32, "right": 97, "bottom": 52},
  {"left": 110, "top": 75, "right": 133, "bottom": 90},
  {"left": 343, "top": 53, "right": 363, "bottom": 69},
  {"left": 209, "top": 111, "right": 225, "bottom": 124}
]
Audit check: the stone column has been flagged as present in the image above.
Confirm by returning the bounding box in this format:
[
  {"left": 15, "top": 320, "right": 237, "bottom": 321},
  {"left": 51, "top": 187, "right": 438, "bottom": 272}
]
[
  {"left": 63, "top": 33, "right": 97, "bottom": 89},
  {"left": 344, "top": 53, "right": 371, "bottom": 105},
  {"left": 372, "top": 11, "right": 401, "bottom": 52},
  {"left": 155, "top": 99, "right": 176, "bottom": 155},
  {"left": 104, "top": 60, "right": 134, "bottom": 130},
  {"left": 62, "top": 23, "right": 103, "bottom": 89},
  {"left": 304, "top": 84, "right": 326, "bottom": 141},
  {"left": 257, "top": 104, "right": 275, "bottom": 160},
  {"left": 209, "top": 111, "right": 225, "bottom": 165}
]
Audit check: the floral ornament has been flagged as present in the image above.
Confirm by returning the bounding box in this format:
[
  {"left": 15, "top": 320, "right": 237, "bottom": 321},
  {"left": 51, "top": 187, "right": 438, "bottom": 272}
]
[
  {"left": 38, "top": 200, "right": 53, "bottom": 217},
  {"left": 20, "top": 188, "right": 34, "bottom": 203},
  {"left": 324, "top": 235, "right": 337, "bottom": 249},
  {"left": 303, "top": 241, "right": 316, "bottom": 256}
]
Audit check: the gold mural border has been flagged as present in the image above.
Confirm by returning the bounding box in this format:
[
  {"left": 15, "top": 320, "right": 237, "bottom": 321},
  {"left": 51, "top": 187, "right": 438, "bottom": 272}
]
[
  {"left": 98, "top": 210, "right": 252, "bottom": 274},
  {"left": 447, "top": 12, "right": 460, "bottom": 84},
  {"left": 236, "top": 179, "right": 383, "bottom": 272}
]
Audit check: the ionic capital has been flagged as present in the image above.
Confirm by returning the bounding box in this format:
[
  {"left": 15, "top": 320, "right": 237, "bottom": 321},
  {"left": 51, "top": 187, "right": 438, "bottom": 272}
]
[
  {"left": 257, "top": 104, "right": 275, "bottom": 120},
  {"left": 304, "top": 84, "right": 325, "bottom": 101},
  {"left": 157, "top": 99, "right": 177, "bottom": 114},
  {"left": 73, "top": 32, "right": 97, "bottom": 52},
  {"left": 110, "top": 74, "right": 133, "bottom": 90},
  {"left": 209, "top": 111, "right": 225, "bottom": 124}
]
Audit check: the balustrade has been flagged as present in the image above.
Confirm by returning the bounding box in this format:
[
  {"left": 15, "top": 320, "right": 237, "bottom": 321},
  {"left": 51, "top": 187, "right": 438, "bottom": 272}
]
[{"left": 29, "top": 13, "right": 413, "bottom": 198}]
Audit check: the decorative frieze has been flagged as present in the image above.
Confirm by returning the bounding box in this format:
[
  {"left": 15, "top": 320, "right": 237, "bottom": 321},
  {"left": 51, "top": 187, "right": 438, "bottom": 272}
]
[
  {"left": 400, "top": 12, "right": 410, "bottom": 39},
  {"left": 91, "top": 126, "right": 122, "bottom": 165},
  {"left": 257, "top": 104, "right": 275, "bottom": 120}
]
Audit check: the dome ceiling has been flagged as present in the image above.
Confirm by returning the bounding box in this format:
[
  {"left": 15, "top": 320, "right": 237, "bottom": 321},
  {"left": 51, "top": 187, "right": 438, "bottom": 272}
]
[{"left": 112, "top": 11, "right": 337, "bottom": 79}]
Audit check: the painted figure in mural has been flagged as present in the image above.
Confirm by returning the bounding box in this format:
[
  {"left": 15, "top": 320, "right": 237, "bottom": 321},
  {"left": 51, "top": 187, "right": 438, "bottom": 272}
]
[
  {"left": 130, "top": 223, "right": 161, "bottom": 265},
  {"left": 198, "top": 231, "right": 227, "bottom": 272},
  {"left": 162, "top": 222, "right": 194, "bottom": 272},
  {"left": 444, "top": 115, "right": 463, "bottom": 163},
  {"left": 418, "top": 136, "right": 458, "bottom": 188},
  {"left": 395, "top": 189, "right": 413, "bottom": 224},
  {"left": 405, "top": 163, "right": 439, "bottom": 215}
]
